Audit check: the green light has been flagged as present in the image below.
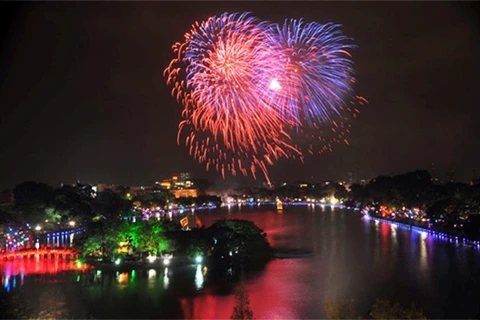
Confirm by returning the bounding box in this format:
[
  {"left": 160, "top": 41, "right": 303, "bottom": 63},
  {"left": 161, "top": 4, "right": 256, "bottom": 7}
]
[
  {"left": 131, "top": 270, "right": 136, "bottom": 282},
  {"left": 76, "top": 275, "right": 81, "bottom": 282}
]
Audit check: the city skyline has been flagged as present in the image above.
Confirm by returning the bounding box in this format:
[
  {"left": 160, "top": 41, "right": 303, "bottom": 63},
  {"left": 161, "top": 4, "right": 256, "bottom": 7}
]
[{"left": 0, "top": 2, "right": 479, "bottom": 189}]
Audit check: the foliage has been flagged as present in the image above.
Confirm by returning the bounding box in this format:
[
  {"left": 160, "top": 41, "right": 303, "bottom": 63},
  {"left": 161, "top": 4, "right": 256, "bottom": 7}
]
[
  {"left": 168, "top": 229, "right": 208, "bottom": 259},
  {"left": 208, "top": 219, "right": 272, "bottom": 268},
  {"left": 133, "top": 191, "right": 172, "bottom": 209},
  {"left": 77, "top": 219, "right": 171, "bottom": 259},
  {"left": 91, "top": 190, "right": 132, "bottom": 220},
  {"left": 13, "top": 181, "right": 55, "bottom": 224}
]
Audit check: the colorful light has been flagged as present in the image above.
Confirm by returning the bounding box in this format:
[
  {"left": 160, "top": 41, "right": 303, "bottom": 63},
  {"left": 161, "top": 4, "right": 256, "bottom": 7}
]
[{"left": 164, "top": 12, "right": 366, "bottom": 183}]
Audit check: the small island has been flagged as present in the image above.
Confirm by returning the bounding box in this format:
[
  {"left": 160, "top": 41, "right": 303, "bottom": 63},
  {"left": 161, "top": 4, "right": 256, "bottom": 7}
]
[{"left": 76, "top": 217, "right": 273, "bottom": 275}]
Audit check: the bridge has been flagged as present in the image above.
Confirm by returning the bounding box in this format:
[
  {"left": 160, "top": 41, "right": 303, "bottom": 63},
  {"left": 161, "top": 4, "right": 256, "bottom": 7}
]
[{"left": 0, "top": 248, "right": 79, "bottom": 261}]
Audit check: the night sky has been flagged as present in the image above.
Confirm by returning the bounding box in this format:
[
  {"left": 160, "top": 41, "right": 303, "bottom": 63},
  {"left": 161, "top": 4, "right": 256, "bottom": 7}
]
[{"left": 0, "top": 1, "right": 479, "bottom": 189}]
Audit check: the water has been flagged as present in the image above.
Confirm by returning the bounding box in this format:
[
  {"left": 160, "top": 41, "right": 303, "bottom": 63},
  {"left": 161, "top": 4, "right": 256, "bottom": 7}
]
[{"left": 1, "top": 205, "right": 479, "bottom": 319}]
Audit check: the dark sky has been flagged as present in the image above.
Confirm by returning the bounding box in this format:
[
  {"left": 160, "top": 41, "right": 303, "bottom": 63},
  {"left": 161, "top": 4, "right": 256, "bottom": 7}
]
[{"left": 0, "top": 1, "right": 479, "bottom": 189}]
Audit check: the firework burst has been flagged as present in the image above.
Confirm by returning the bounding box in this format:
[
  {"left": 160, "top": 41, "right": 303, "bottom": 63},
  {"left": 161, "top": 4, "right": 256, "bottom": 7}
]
[
  {"left": 164, "top": 13, "right": 366, "bottom": 182},
  {"left": 264, "top": 19, "right": 357, "bottom": 128}
]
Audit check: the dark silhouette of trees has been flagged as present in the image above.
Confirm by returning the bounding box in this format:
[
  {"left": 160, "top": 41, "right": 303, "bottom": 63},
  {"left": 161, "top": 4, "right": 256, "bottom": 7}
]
[
  {"left": 13, "top": 181, "right": 55, "bottom": 224},
  {"left": 208, "top": 219, "right": 272, "bottom": 269}
]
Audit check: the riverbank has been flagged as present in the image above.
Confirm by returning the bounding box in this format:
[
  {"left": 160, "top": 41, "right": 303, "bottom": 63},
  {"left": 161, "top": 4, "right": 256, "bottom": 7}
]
[{"left": 364, "top": 214, "right": 480, "bottom": 249}]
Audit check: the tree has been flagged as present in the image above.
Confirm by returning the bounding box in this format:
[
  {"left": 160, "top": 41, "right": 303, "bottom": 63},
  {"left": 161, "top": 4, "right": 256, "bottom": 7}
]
[
  {"left": 13, "top": 181, "right": 54, "bottom": 224},
  {"left": 208, "top": 219, "right": 272, "bottom": 268},
  {"left": 91, "top": 190, "right": 132, "bottom": 220},
  {"left": 52, "top": 185, "right": 94, "bottom": 223},
  {"left": 231, "top": 280, "right": 254, "bottom": 320},
  {"left": 464, "top": 214, "right": 480, "bottom": 240}
]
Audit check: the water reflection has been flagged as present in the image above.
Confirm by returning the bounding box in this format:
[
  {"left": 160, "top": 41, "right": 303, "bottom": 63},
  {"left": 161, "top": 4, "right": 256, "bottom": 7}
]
[
  {"left": 419, "top": 232, "right": 428, "bottom": 273},
  {"left": 163, "top": 267, "right": 169, "bottom": 289},
  {"left": 1, "top": 206, "right": 479, "bottom": 319},
  {"left": 195, "top": 265, "right": 203, "bottom": 290}
]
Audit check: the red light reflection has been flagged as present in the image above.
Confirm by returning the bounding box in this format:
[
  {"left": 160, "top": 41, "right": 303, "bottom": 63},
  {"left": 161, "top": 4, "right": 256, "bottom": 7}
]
[
  {"left": 181, "top": 259, "right": 305, "bottom": 319},
  {"left": 1, "top": 258, "right": 87, "bottom": 277}
]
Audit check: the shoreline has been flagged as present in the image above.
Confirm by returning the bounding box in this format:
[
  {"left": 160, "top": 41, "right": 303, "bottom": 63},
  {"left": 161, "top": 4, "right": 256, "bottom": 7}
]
[{"left": 364, "top": 214, "right": 480, "bottom": 249}]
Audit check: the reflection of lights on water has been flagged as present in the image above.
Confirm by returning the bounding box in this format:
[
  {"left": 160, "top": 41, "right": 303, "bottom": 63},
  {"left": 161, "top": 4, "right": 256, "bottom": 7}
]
[
  {"left": 391, "top": 227, "right": 397, "bottom": 237},
  {"left": 94, "top": 269, "right": 102, "bottom": 282},
  {"left": 420, "top": 233, "right": 428, "bottom": 271},
  {"left": 195, "top": 256, "right": 203, "bottom": 264},
  {"left": 148, "top": 269, "right": 157, "bottom": 279},
  {"left": 163, "top": 267, "right": 169, "bottom": 289},
  {"left": 117, "top": 272, "right": 129, "bottom": 284},
  {"left": 195, "top": 264, "right": 204, "bottom": 290},
  {"left": 76, "top": 275, "right": 81, "bottom": 282},
  {"left": 4, "top": 276, "right": 10, "bottom": 292},
  {"left": 69, "top": 233, "right": 74, "bottom": 246}
]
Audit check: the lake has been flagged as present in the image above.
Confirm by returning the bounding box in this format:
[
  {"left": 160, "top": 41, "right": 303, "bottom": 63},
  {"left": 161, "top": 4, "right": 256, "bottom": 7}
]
[{"left": 1, "top": 205, "right": 479, "bottom": 319}]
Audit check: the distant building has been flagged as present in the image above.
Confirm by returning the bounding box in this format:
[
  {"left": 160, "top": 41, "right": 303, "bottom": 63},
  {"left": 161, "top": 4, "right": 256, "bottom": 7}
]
[
  {"left": 172, "top": 188, "right": 198, "bottom": 198},
  {"left": 156, "top": 180, "right": 172, "bottom": 190},
  {"left": 158, "top": 172, "right": 195, "bottom": 190}
]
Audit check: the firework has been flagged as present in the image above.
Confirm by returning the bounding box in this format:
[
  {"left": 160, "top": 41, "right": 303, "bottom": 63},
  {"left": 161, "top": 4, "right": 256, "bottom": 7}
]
[
  {"left": 264, "top": 19, "right": 357, "bottom": 128},
  {"left": 164, "top": 12, "right": 303, "bottom": 183},
  {"left": 165, "top": 13, "right": 296, "bottom": 151},
  {"left": 164, "top": 13, "right": 366, "bottom": 182}
]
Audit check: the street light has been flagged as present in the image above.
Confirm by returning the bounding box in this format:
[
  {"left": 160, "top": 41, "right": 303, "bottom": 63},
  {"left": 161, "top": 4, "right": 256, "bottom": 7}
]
[{"left": 35, "top": 225, "right": 41, "bottom": 231}]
